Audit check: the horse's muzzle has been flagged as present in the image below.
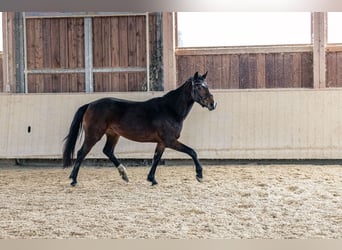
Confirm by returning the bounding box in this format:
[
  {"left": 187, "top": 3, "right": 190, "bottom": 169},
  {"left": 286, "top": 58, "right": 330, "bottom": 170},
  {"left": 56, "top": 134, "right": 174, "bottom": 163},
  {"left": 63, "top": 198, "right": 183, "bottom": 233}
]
[{"left": 208, "top": 102, "right": 217, "bottom": 111}]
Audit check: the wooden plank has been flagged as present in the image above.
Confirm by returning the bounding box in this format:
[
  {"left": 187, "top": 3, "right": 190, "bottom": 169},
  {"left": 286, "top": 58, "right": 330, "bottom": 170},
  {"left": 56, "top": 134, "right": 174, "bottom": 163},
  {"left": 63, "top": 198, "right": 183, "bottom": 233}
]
[
  {"left": 326, "top": 52, "right": 337, "bottom": 87},
  {"left": 69, "top": 73, "right": 77, "bottom": 92},
  {"left": 42, "top": 19, "right": 51, "bottom": 69},
  {"left": 67, "top": 18, "right": 77, "bottom": 68},
  {"left": 27, "top": 74, "right": 34, "bottom": 92},
  {"left": 265, "top": 54, "right": 275, "bottom": 88},
  {"left": 220, "top": 55, "right": 230, "bottom": 89},
  {"left": 292, "top": 53, "right": 302, "bottom": 88},
  {"left": 119, "top": 73, "right": 128, "bottom": 91},
  {"left": 60, "top": 74, "right": 68, "bottom": 92},
  {"left": 139, "top": 72, "right": 147, "bottom": 90},
  {"left": 239, "top": 54, "right": 249, "bottom": 89},
  {"left": 283, "top": 53, "right": 294, "bottom": 88},
  {"left": 110, "top": 16, "right": 120, "bottom": 67},
  {"left": 77, "top": 73, "right": 85, "bottom": 92},
  {"left": 43, "top": 74, "right": 52, "bottom": 93},
  {"left": 25, "top": 19, "right": 35, "bottom": 70},
  {"left": 301, "top": 52, "right": 314, "bottom": 88},
  {"left": 50, "top": 74, "right": 58, "bottom": 92},
  {"left": 27, "top": 74, "right": 45, "bottom": 93},
  {"left": 118, "top": 16, "right": 128, "bottom": 68},
  {"left": 256, "top": 54, "right": 266, "bottom": 88},
  {"left": 127, "top": 16, "right": 137, "bottom": 67},
  {"left": 76, "top": 18, "right": 85, "bottom": 68},
  {"left": 193, "top": 55, "right": 205, "bottom": 76},
  {"left": 34, "top": 19, "right": 43, "bottom": 69},
  {"left": 336, "top": 52, "right": 342, "bottom": 87},
  {"left": 248, "top": 54, "right": 257, "bottom": 88},
  {"left": 111, "top": 73, "right": 120, "bottom": 91},
  {"left": 59, "top": 18, "right": 69, "bottom": 68},
  {"left": 101, "top": 17, "right": 110, "bottom": 91},
  {"left": 101, "top": 17, "right": 111, "bottom": 67},
  {"left": 136, "top": 15, "right": 146, "bottom": 67},
  {"left": 274, "top": 53, "right": 284, "bottom": 88},
  {"left": 229, "top": 54, "right": 240, "bottom": 89},
  {"left": 176, "top": 56, "right": 192, "bottom": 85},
  {"left": 128, "top": 73, "right": 137, "bottom": 91},
  {"left": 92, "top": 17, "right": 102, "bottom": 68},
  {"left": 50, "top": 19, "right": 61, "bottom": 68},
  {"left": 211, "top": 55, "right": 222, "bottom": 89}
]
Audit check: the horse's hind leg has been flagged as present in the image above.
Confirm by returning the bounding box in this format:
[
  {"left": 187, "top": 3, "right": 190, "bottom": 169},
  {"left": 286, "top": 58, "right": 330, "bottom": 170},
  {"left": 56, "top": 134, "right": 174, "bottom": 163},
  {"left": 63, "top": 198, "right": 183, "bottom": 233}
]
[
  {"left": 103, "top": 134, "right": 129, "bottom": 182},
  {"left": 69, "top": 136, "right": 99, "bottom": 186}
]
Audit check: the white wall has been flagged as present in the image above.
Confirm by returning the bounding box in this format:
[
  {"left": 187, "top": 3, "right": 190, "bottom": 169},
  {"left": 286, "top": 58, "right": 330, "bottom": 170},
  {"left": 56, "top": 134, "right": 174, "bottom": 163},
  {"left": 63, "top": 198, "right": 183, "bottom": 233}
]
[{"left": 1, "top": 89, "right": 342, "bottom": 160}]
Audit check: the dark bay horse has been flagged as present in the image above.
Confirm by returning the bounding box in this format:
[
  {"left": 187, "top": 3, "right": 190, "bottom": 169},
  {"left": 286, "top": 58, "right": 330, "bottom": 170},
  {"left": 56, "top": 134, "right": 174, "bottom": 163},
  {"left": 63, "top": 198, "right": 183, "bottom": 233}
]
[{"left": 63, "top": 72, "right": 216, "bottom": 186}]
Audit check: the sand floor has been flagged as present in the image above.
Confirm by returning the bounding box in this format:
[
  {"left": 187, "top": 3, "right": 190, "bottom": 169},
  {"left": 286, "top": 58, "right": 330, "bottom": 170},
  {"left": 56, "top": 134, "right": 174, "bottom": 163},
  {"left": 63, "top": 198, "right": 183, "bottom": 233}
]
[{"left": 0, "top": 164, "right": 341, "bottom": 239}]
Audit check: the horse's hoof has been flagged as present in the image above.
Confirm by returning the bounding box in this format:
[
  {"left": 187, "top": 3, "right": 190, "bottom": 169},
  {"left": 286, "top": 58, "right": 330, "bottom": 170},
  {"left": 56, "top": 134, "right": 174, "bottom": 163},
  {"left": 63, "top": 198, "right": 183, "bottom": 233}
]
[
  {"left": 147, "top": 176, "right": 158, "bottom": 186},
  {"left": 196, "top": 176, "right": 203, "bottom": 183},
  {"left": 118, "top": 164, "right": 129, "bottom": 182},
  {"left": 70, "top": 181, "right": 77, "bottom": 186}
]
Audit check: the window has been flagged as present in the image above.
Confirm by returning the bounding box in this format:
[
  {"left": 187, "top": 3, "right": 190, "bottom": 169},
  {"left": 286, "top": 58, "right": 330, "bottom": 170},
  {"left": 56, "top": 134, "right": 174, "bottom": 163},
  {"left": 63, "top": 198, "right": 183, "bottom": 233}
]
[
  {"left": 177, "top": 12, "right": 311, "bottom": 47},
  {"left": 328, "top": 12, "right": 342, "bottom": 44}
]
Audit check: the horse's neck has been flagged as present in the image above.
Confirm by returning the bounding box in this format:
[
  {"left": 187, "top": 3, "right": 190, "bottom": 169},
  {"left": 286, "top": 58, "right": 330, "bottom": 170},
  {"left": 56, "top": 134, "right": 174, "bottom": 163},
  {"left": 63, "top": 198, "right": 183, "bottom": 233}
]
[{"left": 164, "top": 80, "right": 194, "bottom": 120}]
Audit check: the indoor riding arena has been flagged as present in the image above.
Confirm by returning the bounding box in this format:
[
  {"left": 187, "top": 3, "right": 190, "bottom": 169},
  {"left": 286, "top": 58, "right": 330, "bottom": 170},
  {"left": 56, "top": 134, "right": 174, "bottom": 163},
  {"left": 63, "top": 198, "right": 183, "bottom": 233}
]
[{"left": 0, "top": 12, "right": 341, "bottom": 239}]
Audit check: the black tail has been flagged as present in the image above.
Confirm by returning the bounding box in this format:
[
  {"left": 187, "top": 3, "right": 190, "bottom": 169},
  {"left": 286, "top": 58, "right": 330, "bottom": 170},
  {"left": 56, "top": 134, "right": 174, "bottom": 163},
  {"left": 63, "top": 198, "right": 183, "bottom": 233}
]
[{"left": 62, "top": 104, "right": 89, "bottom": 167}]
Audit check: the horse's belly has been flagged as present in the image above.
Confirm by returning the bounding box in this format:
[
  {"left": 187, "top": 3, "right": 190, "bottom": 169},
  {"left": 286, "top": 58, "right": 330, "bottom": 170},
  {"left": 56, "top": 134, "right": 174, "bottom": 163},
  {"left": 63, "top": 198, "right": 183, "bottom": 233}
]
[{"left": 106, "top": 125, "right": 159, "bottom": 143}]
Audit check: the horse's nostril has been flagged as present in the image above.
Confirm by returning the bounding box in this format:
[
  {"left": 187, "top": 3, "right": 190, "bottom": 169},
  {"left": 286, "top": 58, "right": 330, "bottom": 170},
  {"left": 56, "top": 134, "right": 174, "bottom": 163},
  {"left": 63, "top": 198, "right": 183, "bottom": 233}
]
[{"left": 210, "top": 102, "right": 217, "bottom": 110}]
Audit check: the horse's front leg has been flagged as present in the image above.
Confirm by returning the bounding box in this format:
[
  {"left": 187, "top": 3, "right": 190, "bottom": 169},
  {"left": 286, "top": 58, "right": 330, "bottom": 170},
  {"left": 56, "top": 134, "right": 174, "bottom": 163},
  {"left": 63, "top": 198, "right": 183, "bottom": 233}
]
[
  {"left": 168, "top": 140, "right": 203, "bottom": 182},
  {"left": 147, "top": 143, "right": 165, "bottom": 185}
]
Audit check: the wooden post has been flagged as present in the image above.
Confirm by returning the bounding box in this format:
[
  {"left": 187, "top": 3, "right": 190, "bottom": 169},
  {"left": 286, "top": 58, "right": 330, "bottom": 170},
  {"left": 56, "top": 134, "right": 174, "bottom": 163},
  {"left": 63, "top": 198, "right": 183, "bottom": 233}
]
[
  {"left": 2, "top": 12, "right": 16, "bottom": 93},
  {"left": 162, "top": 12, "right": 176, "bottom": 91},
  {"left": 312, "top": 12, "right": 327, "bottom": 89}
]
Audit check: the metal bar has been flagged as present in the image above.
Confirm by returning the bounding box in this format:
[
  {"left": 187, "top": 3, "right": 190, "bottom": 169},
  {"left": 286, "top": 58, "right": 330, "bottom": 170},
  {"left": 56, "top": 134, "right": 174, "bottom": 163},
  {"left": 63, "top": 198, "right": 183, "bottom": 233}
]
[
  {"left": 93, "top": 67, "right": 146, "bottom": 73},
  {"left": 25, "top": 68, "right": 86, "bottom": 74},
  {"left": 25, "top": 67, "right": 147, "bottom": 74},
  {"left": 84, "top": 17, "right": 93, "bottom": 93},
  {"left": 24, "top": 12, "right": 147, "bottom": 19}
]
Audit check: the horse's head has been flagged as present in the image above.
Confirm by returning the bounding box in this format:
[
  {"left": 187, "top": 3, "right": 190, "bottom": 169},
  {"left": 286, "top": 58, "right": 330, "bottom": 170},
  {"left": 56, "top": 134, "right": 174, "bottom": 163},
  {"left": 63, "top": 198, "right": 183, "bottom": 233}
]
[{"left": 191, "top": 71, "right": 217, "bottom": 111}]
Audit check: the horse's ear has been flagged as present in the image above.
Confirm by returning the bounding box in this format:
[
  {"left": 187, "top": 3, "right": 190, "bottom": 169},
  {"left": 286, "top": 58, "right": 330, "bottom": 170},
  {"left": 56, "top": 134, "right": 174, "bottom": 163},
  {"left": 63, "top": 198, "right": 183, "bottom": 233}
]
[
  {"left": 203, "top": 71, "right": 208, "bottom": 79},
  {"left": 193, "top": 72, "right": 199, "bottom": 80}
]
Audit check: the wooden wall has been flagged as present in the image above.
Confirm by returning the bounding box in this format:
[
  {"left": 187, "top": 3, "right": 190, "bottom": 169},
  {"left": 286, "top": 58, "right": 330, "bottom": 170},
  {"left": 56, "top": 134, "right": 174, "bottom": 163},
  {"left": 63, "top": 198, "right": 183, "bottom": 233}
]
[
  {"left": 2, "top": 12, "right": 342, "bottom": 93},
  {"left": 92, "top": 16, "right": 147, "bottom": 92},
  {"left": 326, "top": 51, "right": 342, "bottom": 87},
  {"left": 24, "top": 14, "right": 160, "bottom": 93},
  {"left": 26, "top": 18, "right": 85, "bottom": 93},
  {"left": 176, "top": 52, "right": 313, "bottom": 89}
]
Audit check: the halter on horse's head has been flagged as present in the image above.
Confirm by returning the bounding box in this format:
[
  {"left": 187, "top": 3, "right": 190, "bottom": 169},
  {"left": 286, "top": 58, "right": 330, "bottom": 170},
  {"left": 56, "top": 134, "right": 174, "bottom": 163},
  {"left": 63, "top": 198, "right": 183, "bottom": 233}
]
[{"left": 191, "top": 71, "right": 217, "bottom": 111}]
